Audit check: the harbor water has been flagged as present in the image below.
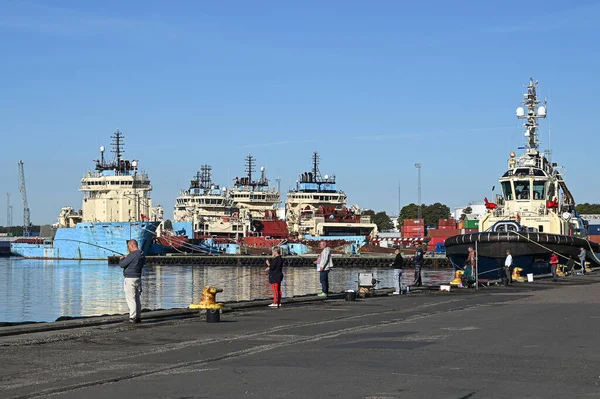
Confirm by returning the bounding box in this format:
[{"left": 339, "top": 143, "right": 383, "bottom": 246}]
[{"left": 0, "top": 257, "right": 453, "bottom": 323}]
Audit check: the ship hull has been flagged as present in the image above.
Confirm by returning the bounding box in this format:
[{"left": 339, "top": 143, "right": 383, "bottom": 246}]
[
  {"left": 445, "top": 232, "right": 600, "bottom": 279},
  {"left": 11, "top": 222, "right": 158, "bottom": 260}
]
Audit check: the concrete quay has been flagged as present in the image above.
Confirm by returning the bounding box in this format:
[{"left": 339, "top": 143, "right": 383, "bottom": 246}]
[
  {"left": 134, "top": 254, "right": 452, "bottom": 268},
  {"left": 2, "top": 274, "right": 600, "bottom": 398}
]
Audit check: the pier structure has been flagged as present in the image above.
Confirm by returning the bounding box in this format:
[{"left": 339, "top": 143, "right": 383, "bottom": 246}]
[{"left": 109, "top": 254, "right": 452, "bottom": 268}]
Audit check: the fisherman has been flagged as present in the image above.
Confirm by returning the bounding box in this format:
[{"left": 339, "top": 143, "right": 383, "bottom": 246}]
[
  {"left": 390, "top": 247, "right": 404, "bottom": 294},
  {"left": 550, "top": 252, "right": 559, "bottom": 281},
  {"left": 413, "top": 244, "right": 424, "bottom": 287},
  {"left": 265, "top": 247, "right": 284, "bottom": 308},
  {"left": 462, "top": 247, "right": 476, "bottom": 287},
  {"left": 119, "top": 240, "right": 145, "bottom": 323},
  {"left": 578, "top": 247, "right": 586, "bottom": 275},
  {"left": 314, "top": 241, "right": 333, "bottom": 296},
  {"left": 504, "top": 249, "right": 512, "bottom": 286}
]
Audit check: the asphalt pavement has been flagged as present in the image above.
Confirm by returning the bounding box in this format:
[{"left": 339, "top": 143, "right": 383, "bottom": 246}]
[{"left": 2, "top": 274, "right": 600, "bottom": 399}]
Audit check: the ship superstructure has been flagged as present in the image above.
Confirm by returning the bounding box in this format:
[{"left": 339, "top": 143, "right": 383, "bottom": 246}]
[
  {"left": 228, "top": 155, "right": 281, "bottom": 220},
  {"left": 11, "top": 131, "right": 159, "bottom": 259},
  {"left": 78, "top": 131, "right": 153, "bottom": 223},
  {"left": 286, "top": 152, "right": 377, "bottom": 237},
  {"left": 172, "top": 165, "right": 243, "bottom": 237}
]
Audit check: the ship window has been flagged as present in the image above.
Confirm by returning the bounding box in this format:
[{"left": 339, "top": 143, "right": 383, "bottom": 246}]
[
  {"left": 501, "top": 182, "right": 513, "bottom": 200},
  {"left": 548, "top": 183, "right": 556, "bottom": 200},
  {"left": 514, "top": 180, "right": 530, "bottom": 200},
  {"left": 533, "top": 181, "right": 545, "bottom": 200}
]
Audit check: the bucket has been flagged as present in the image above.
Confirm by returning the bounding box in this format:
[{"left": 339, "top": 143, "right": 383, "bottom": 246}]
[
  {"left": 345, "top": 290, "right": 356, "bottom": 301},
  {"left": 206, "top": 308, "right": 221, "bottom": 323},
  {"left": 527, "top": 273, "right": 534, "bottom": 282}
]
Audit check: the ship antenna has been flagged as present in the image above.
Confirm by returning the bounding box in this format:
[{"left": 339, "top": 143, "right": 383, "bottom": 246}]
[
  {"left": 245, "top": 154, "right": 256, "bottom": 184},
  {"left": 312, "top": 152, "right": 322, "bottom": 181},
  {"left": 200, "top": 165, "right": 212, "bottom": 189},
  {"left": 516, "top": 78, "right": 547, "bottom": 150},
  {"left": 110, "top": 130, "right": 125, "bottom": 167}
]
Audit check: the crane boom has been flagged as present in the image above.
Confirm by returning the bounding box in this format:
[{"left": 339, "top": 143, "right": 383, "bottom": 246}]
[{"left": 18, "top": 160, "right": 31, "bottom": 237}]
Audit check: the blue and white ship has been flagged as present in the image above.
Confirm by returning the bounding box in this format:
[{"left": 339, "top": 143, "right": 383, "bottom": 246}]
[{"left": 11, "top": 131, "right": 159, "bottom": 260}]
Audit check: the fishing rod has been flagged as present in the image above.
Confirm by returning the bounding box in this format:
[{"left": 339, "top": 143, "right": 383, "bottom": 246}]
[{"left": 52, "top": 238, "right": 126, "bottom": 256}]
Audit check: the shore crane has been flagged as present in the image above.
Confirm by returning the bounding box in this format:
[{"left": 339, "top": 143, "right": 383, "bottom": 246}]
[{"left": 18, "top": 160, "right": 31, "bottom": 237}]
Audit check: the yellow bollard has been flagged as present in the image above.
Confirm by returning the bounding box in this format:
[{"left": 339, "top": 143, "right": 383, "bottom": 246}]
[
  {"left": 450, "top": 270, "right": 464, "bottom": 286},
  {"left": 190, "top": 286, "right": 224, "bottom": 310},
  {"left": 512, "top": 267, "right": 526, "bottom": 283}
]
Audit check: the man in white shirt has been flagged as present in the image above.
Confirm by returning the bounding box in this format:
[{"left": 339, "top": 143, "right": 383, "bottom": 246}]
[
  {"left": 504, "top": 249, "right": 513, "bottom": 286},
  {"left": 314, "top": 241, "right": 333, "bottom": 296}
]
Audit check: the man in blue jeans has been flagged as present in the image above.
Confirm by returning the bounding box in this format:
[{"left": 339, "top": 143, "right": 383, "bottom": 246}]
[
  {"left": 390, "top": 247, "right": 404, "bottom": 294},
  {"left": 314, "top": 241, "right": 333, "bottom": 296},
  {"left": 578, "top": 247, "right": 586, "bottom": 275}
]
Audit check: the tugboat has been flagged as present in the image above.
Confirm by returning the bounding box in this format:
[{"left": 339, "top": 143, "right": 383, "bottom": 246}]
[
  {"left": 445, "top": 78, "right": 600, "bottom": 278},
  {"left": 11, "top": 131, "right": 160, "bottom": 259}
]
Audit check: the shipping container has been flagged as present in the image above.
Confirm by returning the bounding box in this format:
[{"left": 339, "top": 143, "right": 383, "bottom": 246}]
[
  {"left": 464, "top": 220, "right": 479, "bottom": 229},
  {"left": 438, "top": 219, "right": 456, "bottom": 226},
  {"left": 587, "top": 225, "right": 600, "bottom": 235},
  {"left": 403, "top": 226, "right": 425, "bottom": 232},
  {"left": 588, "top": 235, "right": 600, "bottom": 244},
  {"left": 428, "top": 228, "right": 460, "bottom": 237},
  {"left": 438, "top": 225, "right": 457, "bottom": 230},
  {"left": 404, "top": 218, "right": 424, "bottom": 226}
]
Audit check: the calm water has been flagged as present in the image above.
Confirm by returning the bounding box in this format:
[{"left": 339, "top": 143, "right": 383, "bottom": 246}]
[{"left": 0, "top": 257, "right": 453, "bottom": 323}]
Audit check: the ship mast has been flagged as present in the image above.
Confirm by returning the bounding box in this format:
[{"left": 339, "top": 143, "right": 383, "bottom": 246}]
[
  {"left": 111, "top": 130, "right": 125, "bottom": 165},
  {"left": 200, "top": 165, "right": 212, "bottom": 189},
  {"left": 311, "top": 152, "right": 323, "bottom": 181},
  {"left": 516, "top": 78, "right": 547, "bottom": 149},
  {"left": 245, "top": 154, "right": 255, "bottom": 184}
]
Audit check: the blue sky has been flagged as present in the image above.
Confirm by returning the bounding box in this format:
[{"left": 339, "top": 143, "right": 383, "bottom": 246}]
[{"left": 1, "top": 0, "right": 599, "bottom": 225}]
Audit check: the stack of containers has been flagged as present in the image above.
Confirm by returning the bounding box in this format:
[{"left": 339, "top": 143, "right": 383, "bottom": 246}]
[
  {"left": 457, "top": 219, "right": 479, "bottom": 233},
  {"left": 402, "top": 218, "right": 425, "bottom": 238},
  {"left": 426, "top": 218, "right": 460, "bottom": 252}
]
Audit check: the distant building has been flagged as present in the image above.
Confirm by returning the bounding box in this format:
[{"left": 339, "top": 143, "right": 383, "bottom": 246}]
[{"left": 454, "top": 202, "right": 486, "bottom": 220}]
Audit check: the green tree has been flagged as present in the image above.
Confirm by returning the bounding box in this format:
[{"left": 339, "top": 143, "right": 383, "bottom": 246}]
[
  {"left": 163, "top": 219, "right": 173, "bottom": 230},
  {"left": 422, "top": 202, "right": 451, "bottom": 226},
  {"left": 576, "top": 203, "right": 600, "bottom": 214},
  {"left": 398, "top": 202, "right": 451, "bottom": 226},
  {"left": 371, "top": 211, "right": 394, "bottom": 232},
  {"left": 397, "top": 203, "right": 420, "bottom": 227},
  {"left": 363, "top": 210, "right": 394, "bottom": 232}
]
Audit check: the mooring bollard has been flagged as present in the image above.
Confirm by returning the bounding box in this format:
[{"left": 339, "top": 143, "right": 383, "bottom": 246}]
[
  {"left": 206, "top": 308, "right": 220, "bottom": 323},
  {"left": 189, "top": 286, "right": 224, "bottom": 323},
  {"left": 345, "top": 290, "right": 356, "bottom": 301}
]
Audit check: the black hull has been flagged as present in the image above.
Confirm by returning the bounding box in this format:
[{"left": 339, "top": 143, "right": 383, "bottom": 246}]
[{"left": 445, "top": 232, "right": 600, "bottom": 280}]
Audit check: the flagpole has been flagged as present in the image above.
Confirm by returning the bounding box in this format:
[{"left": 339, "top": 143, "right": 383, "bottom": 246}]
[{"left": 475, "top": 240, "right": 479, "bottom": 290}]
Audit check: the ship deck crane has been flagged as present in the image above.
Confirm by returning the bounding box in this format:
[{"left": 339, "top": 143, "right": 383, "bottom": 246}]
[{"left": 18, "top": 160, "right": 31, "bottom": 237}]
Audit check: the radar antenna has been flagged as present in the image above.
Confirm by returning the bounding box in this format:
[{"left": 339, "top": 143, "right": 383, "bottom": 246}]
[{"left": 516, "top": 78, "right": 547, "bottom": 149}]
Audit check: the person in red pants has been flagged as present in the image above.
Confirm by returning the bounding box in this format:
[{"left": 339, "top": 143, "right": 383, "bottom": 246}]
[{"left": 265, "top": 247, "right": 284, "bottom": 308}]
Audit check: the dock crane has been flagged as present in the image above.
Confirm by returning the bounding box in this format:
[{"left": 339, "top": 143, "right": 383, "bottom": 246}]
[{"left": 18, "top": 160, "right": 31, "bottom": 237}]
